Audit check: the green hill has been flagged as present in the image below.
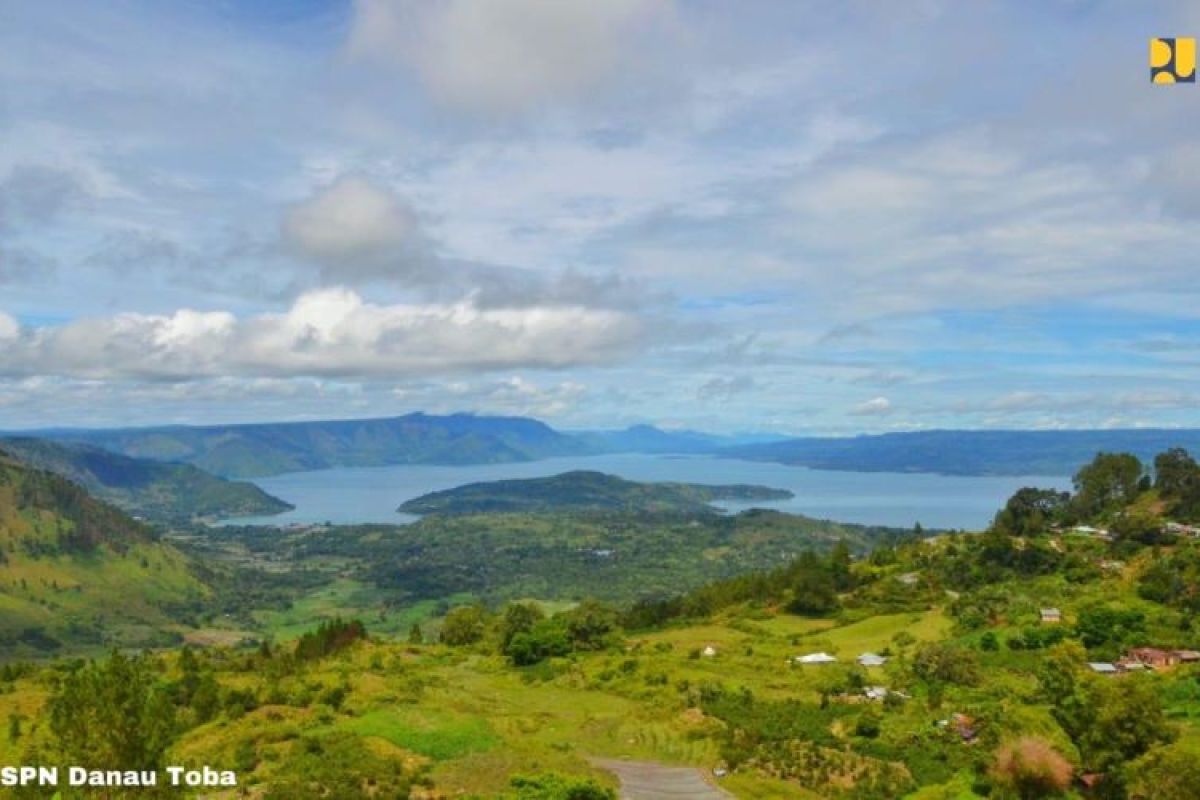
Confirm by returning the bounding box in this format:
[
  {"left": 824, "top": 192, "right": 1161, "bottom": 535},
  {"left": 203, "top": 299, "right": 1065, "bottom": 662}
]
[
  {"left": 398, "top": 470, "right": 793, "bottom": 515},
  {"left": 0, "top": 449, "right": 209, "bottom": 656},
  {"left": 44, "top": 412, "right": 588, "bottom": 478},
  {"left": 0, "top": 437, "right": 292, "bottom": 522}
]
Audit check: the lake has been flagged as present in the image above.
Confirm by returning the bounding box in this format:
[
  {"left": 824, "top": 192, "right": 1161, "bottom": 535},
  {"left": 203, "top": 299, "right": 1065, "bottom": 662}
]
[{"left": 220, "top": 453, "right": 1072, "bottom": 530}]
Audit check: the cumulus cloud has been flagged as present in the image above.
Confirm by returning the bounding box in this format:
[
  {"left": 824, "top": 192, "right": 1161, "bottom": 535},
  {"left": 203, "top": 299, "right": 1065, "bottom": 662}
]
[
  {"left": 850, "top": 396, "right": 892, "bottom": 416},
  {"left": 282, "top": 176, "right": 432, "bottom": 283},
  {"left": 0, "top": 288, "right": 644, "bottom": 381},
  {"left": 346, "top": 0, "right": 674, "bottom": 114}
]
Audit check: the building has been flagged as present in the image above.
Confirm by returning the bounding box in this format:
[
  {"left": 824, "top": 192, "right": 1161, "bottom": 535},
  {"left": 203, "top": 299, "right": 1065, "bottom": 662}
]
[
  {"left": 864, "top": 686, "right": 889, "bottom": 701},
  {"left": 1040, "top": 608, "right": 1062, "bottom": 624},
  {"left": 701, "top": 645, "right": 717, "bottom": 658},
  {"left": 1088, "top": 662, "right": 1119, "bottom": 675},
  {"left": 857, "top": 652, "right": 887, "bottom": 667},
  {"left": 1172, "top": 649, "right": 1200, "bottom": 663},
  {"left": 1127, "top": 647, "right": 1179, "bottom": 670},
  {"left": 794, "top": 652, "right": 837, "bottom": 664}
]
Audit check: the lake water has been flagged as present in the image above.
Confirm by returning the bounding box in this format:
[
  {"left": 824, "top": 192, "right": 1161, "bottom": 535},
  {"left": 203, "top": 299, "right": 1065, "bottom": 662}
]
[{"left": 220, "top": 453, "right": 1072, "bottom": 531}]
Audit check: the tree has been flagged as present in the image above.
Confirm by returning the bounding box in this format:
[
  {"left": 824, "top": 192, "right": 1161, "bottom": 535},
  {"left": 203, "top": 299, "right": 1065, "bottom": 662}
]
[
  {"left": 507, "top": 619, "right": 572, "bottom": 666},
  {"left": 407, "top": 623, "right": 424, "bottom": 644},
  {"left": 1128, "top": 739, "right": 1200, "bottom": 800},
  {"left": 47, "top": 651, "right": 176, "bottom": 774},
  {"left": 830, "top": 540, "right": 853, "bottom": 591},
  {"left": 911, "top": 642, "right": 981, "bottom": 687},
  {"left": 1154, "top": 448, "right": 1200, "bottom": 519},
  {"left": 563, "top": 600, "right": 619, "bottom": 650},
  {"left": 1111, "top": 508, "right": 1167, "bottom": 546},
  {"left": 989, "top": 737, "right": 1073, "bottom": 799},
  {"left": 1073, "top": 453, "right": 1144, "bottom": 519},
  {"left": 1076, "top": 677, "right": 1173, "bottom": 774},
  {"left": 787, "top": 551, "right": 838, "bottom": 616},
  {"left": 440, "top": 606, "right": 487, "bottom": 646},
  {"left": 500, "top": 602, "right": 545, "bottom": 651},
  {"left": 992, "top": 488, "right": 1071, "bottom": 537}
]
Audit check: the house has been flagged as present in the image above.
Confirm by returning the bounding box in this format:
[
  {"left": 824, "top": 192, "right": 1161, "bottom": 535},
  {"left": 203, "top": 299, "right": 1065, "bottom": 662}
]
[
  {"left": 1088, "top": 662, "right": 1119, "bottom": 675},
  {"left": 1070, "top": 525, "right": 1112, "bottom": 540},
  {"left": 857, "top": 652, "right": 887, "bottom": 667},
  {"left": 1040, "top": 608, "right": 1062, "bottom": 624},
  {"left": 1127, "top": 647, "right": 1179, "bottom": 670},
  {"left": 896, "top": 572, "right": 920, "bottom": 586},
  {"left": 1172, "top": 649, "right": 1200, "bottom": 663},
  {"left": 701, "top": 645, "right": 717, "bottom": 658},
  {"left": 937, "top": 713, "right": 979, "bottom": 743},
  {"left": 1165, "top": 522, "right": 1200, "bottom": 537},
  {"left": 864, "top": 686, "right": 889, "bottom": 701},
  {"left": 794, "top": 652, "right": 837, "bottom": 664}
]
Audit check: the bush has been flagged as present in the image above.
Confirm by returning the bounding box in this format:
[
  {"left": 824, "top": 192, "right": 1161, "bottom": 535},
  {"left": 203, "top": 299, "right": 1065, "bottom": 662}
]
[{"left": 989, "top": 737, "right": 1072, "bottom": 799}]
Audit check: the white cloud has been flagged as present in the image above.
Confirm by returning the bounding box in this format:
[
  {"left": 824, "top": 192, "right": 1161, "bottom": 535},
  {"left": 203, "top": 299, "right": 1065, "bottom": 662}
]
[
  {"left": 0, "top": 288, "right": 644, "bottom": 381},
  {"left": 850, "top": 396, "right": 892, "bottom": 416},
  {"left": 282, "top": 175, "right": 429, "bottom": 282},
  {"left": 347, "top": 0, "right": 674, "bottom": 114}
]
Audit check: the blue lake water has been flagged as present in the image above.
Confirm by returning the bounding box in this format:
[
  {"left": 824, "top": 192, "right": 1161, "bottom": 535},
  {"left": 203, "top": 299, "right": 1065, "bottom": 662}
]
[{"left": 221, "top": 453, "right": 1073, "bottom": 531}]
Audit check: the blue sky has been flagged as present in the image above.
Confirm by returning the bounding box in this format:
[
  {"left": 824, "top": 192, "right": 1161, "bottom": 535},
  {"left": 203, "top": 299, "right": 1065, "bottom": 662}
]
[{"left": 1, "top": 0, "right": 1199, "bottom": 434}]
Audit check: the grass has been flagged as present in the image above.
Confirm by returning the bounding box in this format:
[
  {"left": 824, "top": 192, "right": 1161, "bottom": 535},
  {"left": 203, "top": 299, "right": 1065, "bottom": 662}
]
[{"left": 340, "top": 708, "right": 500, "bottom": 761}]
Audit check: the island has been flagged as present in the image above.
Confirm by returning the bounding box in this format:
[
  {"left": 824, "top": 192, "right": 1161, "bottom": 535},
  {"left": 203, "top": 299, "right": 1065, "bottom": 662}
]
[{"left": 397, "top": 470, "right": 793, "bottom": 515}]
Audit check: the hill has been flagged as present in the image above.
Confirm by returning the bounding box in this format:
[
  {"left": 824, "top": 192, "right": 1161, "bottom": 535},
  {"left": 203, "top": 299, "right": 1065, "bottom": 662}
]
[
  {"left": 0, "top": 449, "right": 209, "bottom": 656},
  {"left": 42, "top": 413, "right": 588, "bottom": 478},
  {"left": 8, "top": 460, "right": 1200, "bottom": 798},
  {"left": 398, "top": 470, "right": 793, "bottom": 515},
  {"left": 0, "top": 437, "right": 292, "bottom": 522},
  {"left": 724, "top": 428, "right": 1200, "bottom": 476}
]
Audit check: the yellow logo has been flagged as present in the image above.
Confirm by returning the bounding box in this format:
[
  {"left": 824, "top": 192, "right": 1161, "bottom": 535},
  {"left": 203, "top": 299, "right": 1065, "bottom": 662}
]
[{"left": 1151, "top": 37, "right": 1196, "bottom": 83}]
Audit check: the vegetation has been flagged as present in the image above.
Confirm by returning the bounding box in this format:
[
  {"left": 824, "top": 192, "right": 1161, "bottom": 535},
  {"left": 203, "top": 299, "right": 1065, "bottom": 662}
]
[
  {"left": 0, "top": 451, "right": 208, "bottom": 656},
  {"left": 0, "top": 438, "right": 291, "bottom": 522},
  {"left": 397, "top": 470, "right": 792, "bottom": 515},
  {"left": 3, "top": 446, "right": 1200, "bottom": 797}
]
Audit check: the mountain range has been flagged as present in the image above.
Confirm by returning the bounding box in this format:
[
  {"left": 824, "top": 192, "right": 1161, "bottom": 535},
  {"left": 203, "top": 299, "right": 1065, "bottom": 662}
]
[{"left": 9, "top": 415, "right": 1200, "bottom": 481}]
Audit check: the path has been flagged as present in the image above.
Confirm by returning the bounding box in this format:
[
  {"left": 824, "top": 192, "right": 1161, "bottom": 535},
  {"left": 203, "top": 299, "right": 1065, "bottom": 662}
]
[{"left": 590, "top": 758, "right": 734, "bottom": 800}]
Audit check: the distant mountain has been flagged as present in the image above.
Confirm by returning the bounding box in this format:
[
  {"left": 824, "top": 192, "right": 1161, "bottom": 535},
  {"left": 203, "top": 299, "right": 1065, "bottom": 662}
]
[
  {"left": 572, "top": 424, "right": 783, "bottom": 454},
  {"left": 0, "top": 448, "right": 208, "bottom": 655},
  {"left": 398, "top": 470, "right": 793, "bottom": 515},
  {"left": 723, "top": 429, "right": 1200, "bottom": 477},
  {"left": 43, "top": 413, "right": 588, "bottom": 478},
  {"left": 0, "top": 437, "right": 292, "bottom": 522}
]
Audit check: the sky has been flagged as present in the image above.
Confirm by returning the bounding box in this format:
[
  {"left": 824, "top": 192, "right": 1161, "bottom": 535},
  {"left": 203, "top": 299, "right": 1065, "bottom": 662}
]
[{"left": 1, "top": 0, "right": 1199, "bottom": 435}]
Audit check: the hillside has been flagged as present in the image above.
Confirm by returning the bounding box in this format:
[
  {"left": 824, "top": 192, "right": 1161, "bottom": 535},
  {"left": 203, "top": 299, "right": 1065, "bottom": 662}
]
[
  {"left": 0, "top": 450, "right": 209, "bottom": 656},
  {"left": 0, "top": 437, "right": 292, "bottom": 522},
  {"left": 7, "top": 450, "right": 1200, "bottom": 798},
  {"left": 398, "top": 470, "right": 793, "bottom": 515},
  {"left": 44, "top": 413, "right": 588, "bottom": 478},
  {"left": 724, "top": 428, "right": 1200, "bottom": 476}
]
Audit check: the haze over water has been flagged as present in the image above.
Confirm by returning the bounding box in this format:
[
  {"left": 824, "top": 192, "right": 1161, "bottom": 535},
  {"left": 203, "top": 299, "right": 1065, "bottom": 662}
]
[{"left": 222, "top": 453, "right": 1072, "bottom": 530}]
